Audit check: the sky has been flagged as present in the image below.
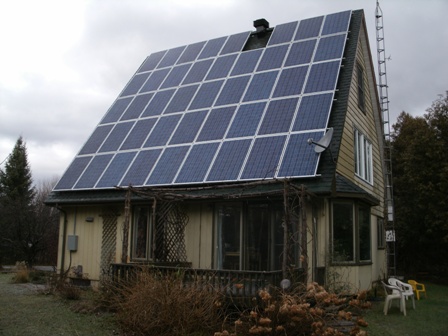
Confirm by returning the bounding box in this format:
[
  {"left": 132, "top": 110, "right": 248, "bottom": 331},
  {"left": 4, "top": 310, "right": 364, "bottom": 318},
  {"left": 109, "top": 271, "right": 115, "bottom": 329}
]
[{"left": 0, "top": 0, "right": 447, "bottom": 184}]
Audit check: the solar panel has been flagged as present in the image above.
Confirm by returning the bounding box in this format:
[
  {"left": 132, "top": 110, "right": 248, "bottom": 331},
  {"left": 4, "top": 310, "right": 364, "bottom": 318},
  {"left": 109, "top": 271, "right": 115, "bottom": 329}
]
[
  {"left": 100, "top": 98, "right": 133, "bottom": 124},
  {"left": 231, "top": 49, "right": 262, "bottom": 75},
  {"left": 268, "top": 21, "right": 298, "bottom": 45},
  {"left": 146, "top": 146, "right": 189, "bottom": 185},
  {"left": 182, "top": 59, "right": 213, "bottom": 84},
  {"left": 55, "top": 10, "right": 352, "bottom": 190},
  {"left": 314, "top": 34, "right": 347, "bottom": 62},
  {"left": 120, "top": 118, "right": 157, "bottom": 150},
  {"left": 295, "top": 16, "right": 324, "bottom": 40},
  {"left": 120, "top": 93, "right": 153, "bottom": 120},
  {"left": 243, "top": 71, "right": 278, "bottom": 102},
  {"left": 160, "top": 63, "right": 191, "bottom": 89},
  {"left": 140, "top": 68, "right": 170, "bottom": 93},
  {"left": 169, "top": 110, "right": 207, "bottom": 144},
  {"left": 258, "top": 98, "right": 299, "bottom": 135},
  {"left": 206, "top": 140, "right": 252, "bottom": 182},
  {"left": 141, "top": 89, "right": 175, "bottom": 117},
  {"left": 257, "top": 45, "right": 288, "bottom": 71},
  {"left": 137, "top": 50, "right": 166, "bottom": 73},
  {"left": 189, "top": 80, "right": 224, "bottom": 110},
  {"left": 74, "top": 154, "right": 113, "bottom": 189},
  {"left": 96, "top": 151, "right": 137, "bottom": 188},
  {"left": 241, "top": 136, "right": 286, "bottom": 179},
  {"left": 284, "top": 40, "right": 316, "bottom": 66},
  {"left": 157, "top": 46, "right": 186, "bottom": 68},
  {"left": 197, "top": 106, "right": 236, "bottom": 141},
  {"left": 175, "top": 142, "right": 220, "bottom": 183},
  {"left": 226, "top": 102, "right": 266, "bottom": 138},
  {"left": 215, "top": 76, "right": 250, "bottom": 106},
  {"left": 120, "top": 73, "right": 151, "bottom": 97},
  {"left": 98, "top": 121, "right": 134, "bottom": 152}
]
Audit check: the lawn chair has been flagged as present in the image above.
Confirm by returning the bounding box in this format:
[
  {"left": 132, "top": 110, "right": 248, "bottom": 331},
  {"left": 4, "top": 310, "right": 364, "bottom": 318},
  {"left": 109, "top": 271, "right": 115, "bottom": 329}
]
[
  {"left": 408, "top": 280, "right": 427, "bottom": 300},
  {"left": 388, "top": 278, "right": 415, "bottom": 310},
  {"left": 381, "top": 281, "right": 406, "bottom": 316}
]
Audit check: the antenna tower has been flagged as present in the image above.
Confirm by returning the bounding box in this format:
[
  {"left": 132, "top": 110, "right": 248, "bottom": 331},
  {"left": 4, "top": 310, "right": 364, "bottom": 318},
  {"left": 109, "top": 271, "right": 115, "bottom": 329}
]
[{"left": 376, "top": 1, "right": 396, "bottom": 277}]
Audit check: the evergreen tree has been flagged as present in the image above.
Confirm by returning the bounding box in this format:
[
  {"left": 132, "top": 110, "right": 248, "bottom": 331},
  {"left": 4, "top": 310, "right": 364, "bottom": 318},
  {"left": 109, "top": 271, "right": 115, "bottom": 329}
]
[
  {"left": 391, "top": 92, "right": 448, "bottom": 277},
  {"left": 0, "top": 137, "right": 36, "bottom": 266}
]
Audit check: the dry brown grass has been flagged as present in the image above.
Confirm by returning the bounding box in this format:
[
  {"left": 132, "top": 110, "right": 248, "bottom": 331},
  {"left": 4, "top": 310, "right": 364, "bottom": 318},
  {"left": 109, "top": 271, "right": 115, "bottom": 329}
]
[
  {"left": 103, "top": 271, "right": 224, "bottom": 336},
  {"left": 11, "top": 268, "right": 30, "bottom": 283}
]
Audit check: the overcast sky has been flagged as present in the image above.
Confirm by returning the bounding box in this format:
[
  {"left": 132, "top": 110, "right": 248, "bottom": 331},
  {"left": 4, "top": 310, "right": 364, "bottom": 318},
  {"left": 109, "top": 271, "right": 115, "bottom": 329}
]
[{"left": 1, "top": 0, "right": 447, "bottom": 184}]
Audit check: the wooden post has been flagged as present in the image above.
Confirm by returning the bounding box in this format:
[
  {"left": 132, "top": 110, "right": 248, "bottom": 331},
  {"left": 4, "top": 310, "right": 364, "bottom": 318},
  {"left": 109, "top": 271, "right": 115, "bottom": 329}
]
[
  {"left": 300, "top": 184, "right": 308, "bottom": 284},
  {"left": 282, "top": 180, "right": 290, "bottom": 280},
  {"left": 121, "top": 188, "right": 131, "bottom": 263}
]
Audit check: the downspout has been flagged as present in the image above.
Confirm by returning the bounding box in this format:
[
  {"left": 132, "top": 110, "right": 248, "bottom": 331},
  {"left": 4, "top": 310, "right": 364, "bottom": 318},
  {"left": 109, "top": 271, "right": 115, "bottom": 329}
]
[{"left": 56, "top": 204, "right": 67, "bottom": 279}]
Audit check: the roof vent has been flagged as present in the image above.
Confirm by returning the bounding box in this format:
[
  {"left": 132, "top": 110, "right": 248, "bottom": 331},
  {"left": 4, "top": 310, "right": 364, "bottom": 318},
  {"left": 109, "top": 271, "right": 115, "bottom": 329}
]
[{"left": 253, "top": 18, "right": 269, "bottom": 34}]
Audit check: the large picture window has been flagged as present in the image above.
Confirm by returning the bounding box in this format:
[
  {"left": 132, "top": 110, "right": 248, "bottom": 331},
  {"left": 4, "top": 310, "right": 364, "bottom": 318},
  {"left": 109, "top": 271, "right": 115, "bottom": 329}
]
[
  {"left": 354, "top": 128, "right": 373, "bottom": 184},
  {"left": 332, "top": 201, "right": 371, "bottom": 263},
  {"left": 215, "top": 202, "right": 286, "bottom": 271}
]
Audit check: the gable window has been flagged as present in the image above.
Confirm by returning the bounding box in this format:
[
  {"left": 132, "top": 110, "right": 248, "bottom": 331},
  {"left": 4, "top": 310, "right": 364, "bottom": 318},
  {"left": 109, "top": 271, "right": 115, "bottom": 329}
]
[
  {"left": 132, "top": 206, "right": 152, "bottom": 260},
  {"left": 354, "top": 128, "right": 373, "bottom": 184},
  {"left": 357, "top": 63, "right": 365, "bottom": 111},
  {"left": 332, "top": 201, "right": 371, "bottom": 263}
]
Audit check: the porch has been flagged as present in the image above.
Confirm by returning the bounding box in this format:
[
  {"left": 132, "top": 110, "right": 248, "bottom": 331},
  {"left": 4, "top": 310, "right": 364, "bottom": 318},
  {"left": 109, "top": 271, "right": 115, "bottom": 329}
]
[{"left": 110, "top": 263, "right": 305, "bottom": 305}]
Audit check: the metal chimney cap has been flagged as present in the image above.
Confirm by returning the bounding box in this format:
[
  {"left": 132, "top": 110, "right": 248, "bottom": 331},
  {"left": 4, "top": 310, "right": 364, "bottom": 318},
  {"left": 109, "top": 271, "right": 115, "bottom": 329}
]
[{"left": 253, "top": 18, "right": 269, "bottom": 32}]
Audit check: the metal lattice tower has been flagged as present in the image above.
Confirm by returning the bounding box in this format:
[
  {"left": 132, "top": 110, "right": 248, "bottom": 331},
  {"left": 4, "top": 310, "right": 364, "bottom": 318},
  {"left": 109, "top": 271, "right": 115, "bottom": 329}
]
[{"left": 376, "top": 1, "right": 396, "bottom": 277}]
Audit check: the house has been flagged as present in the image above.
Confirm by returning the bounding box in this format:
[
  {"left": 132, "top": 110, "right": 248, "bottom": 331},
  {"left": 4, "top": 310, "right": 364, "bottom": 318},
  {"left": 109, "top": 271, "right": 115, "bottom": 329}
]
[{"left": 45, "top": 9, "right": 387, "bottom": 293}]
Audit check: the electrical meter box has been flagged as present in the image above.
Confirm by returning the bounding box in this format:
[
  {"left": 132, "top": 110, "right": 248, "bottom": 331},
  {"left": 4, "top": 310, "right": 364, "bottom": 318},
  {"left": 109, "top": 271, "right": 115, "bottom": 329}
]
[{"left": 67, "top": 235, "right": 78, "bottom": 251}]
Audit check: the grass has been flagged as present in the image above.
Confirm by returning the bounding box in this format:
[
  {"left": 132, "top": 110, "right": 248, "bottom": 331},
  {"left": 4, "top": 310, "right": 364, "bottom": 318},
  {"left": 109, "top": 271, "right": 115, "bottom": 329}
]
[
  {"left": 364, "top": 282, "right": 448, "bottom": 335},
  {"left": 0, "top": 272, "right": 118, "bottom": 336},
  {"left": 1, "top": 270, "right": 447, "bottom": 335}
]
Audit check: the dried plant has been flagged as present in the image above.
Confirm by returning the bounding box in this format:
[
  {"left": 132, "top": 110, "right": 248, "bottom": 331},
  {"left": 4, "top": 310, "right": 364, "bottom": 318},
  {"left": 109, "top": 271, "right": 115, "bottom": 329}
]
[
  {"left": 103, "top": 271, "right": 224, "bottom": 336},
  {"left": 217, "top": 282, "right": 371, "bottom": 336}
]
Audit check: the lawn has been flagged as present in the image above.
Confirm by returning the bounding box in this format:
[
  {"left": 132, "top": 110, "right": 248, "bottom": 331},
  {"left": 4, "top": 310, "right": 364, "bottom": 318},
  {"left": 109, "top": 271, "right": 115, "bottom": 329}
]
[
  {"left": 363, "top": 282, "right": 448, "bottom": 335},
  {"left": 0, "top": 270, "right": 447, "bottom": 335},
  {"left": 0, "top": 272, "right": 118, "bottom": 336}
]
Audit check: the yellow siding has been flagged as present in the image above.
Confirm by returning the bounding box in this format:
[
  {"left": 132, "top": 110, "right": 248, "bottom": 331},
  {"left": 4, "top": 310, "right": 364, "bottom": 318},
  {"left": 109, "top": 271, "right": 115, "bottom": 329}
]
[
  {"left": 336, "top": 24, "right": 385, "bottom": 215},
  {"left": 185, "top": 203, "right": 213, "bottom": 269},
  {"left": 57, "top": 204, "right": 126, "bottom": 284}
]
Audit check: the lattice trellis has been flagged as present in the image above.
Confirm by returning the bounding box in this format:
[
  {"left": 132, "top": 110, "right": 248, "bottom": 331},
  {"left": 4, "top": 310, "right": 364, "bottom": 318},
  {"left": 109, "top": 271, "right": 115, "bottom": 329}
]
[
  {"left": 154, "top": 202, "right": 188, "bottom": 263},
  {"left": 100, "top": 213, "right": 117, "bottom": 278}
]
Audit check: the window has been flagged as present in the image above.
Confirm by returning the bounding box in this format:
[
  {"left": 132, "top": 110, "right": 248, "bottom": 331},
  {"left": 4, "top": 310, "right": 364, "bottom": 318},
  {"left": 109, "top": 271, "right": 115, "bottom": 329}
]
[
  {"left": 354, "top": 128, "right": 373, "bottom": 183},
  {"left": 357, "top": 63, "right": 365, "bottom": 111},
  {"left": 215, "top": 202, "right": 286, "bottom": 271},
  {"left": 132, "top": 206, "right": 152, "bottom": 260},
  {"left": 332, "top": 201, "right": 371, "bottom": 263}
]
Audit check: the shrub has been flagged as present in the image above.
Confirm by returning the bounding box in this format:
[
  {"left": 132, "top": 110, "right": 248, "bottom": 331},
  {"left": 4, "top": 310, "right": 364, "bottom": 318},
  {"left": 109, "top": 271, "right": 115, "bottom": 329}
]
[
  {"left": 12, "top": 268, "right": 30, "bottom": 283},
  {"left": 58, "top": 283, "right": 82, "bottom": 300},
  {"left": 217, "top": 282, "right": 371, "bottom": 336},
  {"left": 105, "top": 271, "right": 224, "bottom": 336}
]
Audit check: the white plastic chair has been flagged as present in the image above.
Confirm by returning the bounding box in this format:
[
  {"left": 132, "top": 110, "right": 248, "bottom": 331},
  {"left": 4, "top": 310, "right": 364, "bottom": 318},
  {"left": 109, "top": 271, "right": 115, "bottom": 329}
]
[
  {"left": 382, "top": 281, "right": 406, "bottom": 316},
  {"left": 388, "top": 278, "right": 416, "bottom": 310}
]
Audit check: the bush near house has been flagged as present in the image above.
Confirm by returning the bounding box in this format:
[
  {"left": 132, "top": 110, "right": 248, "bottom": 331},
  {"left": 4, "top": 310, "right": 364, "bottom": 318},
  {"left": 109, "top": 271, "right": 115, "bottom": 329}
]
[{"left": 100, "top": 271, "right": 371, "bottom": 336}]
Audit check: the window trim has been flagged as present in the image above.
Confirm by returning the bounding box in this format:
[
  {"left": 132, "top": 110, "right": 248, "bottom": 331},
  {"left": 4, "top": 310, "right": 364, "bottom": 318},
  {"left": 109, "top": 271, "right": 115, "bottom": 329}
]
[
  {"left": 331, "top": 200, "right": 372, "bottom": 265},
  {"left": 354, "top": 128, "right": 373, "bottom": 184},
  {"left": 131, "top": 205, "right": 153, "bottom": 261},
  {"left": 357, "top": 62, "right": 365, "bottom": 112}
]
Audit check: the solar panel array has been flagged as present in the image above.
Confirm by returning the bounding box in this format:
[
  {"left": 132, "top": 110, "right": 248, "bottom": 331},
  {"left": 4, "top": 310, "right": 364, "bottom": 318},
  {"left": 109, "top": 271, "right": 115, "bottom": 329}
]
[{"left": 55, "top": 10, "right": 352, "bottom": 190}]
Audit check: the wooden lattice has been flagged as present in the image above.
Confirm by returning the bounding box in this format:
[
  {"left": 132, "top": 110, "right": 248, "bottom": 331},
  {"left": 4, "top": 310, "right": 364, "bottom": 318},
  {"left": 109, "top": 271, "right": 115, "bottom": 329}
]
[
  {"left": 100, "top": 213, "right": 117, "bottom": 279},
  {"left": 154, "top": 202, "right": 188, "bottom": 263}
]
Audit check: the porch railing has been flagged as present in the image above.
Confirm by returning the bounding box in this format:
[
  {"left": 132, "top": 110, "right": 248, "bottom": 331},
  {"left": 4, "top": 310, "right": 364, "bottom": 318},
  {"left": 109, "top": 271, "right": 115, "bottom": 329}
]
[{"left": 110, "top": 263, "right": 304, "bottom": 305}]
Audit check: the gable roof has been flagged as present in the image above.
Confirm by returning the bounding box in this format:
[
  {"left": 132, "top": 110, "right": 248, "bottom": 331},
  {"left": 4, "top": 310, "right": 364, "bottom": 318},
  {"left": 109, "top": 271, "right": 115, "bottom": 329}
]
[{"left": 47, "top": 9, "right": 372, "bottom": 205}]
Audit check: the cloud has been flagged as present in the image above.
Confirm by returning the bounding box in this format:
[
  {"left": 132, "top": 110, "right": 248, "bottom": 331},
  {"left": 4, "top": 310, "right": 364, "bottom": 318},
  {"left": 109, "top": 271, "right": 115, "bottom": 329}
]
[{"left": 0, "top": 0, "right": 447, "bottom": 184}]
